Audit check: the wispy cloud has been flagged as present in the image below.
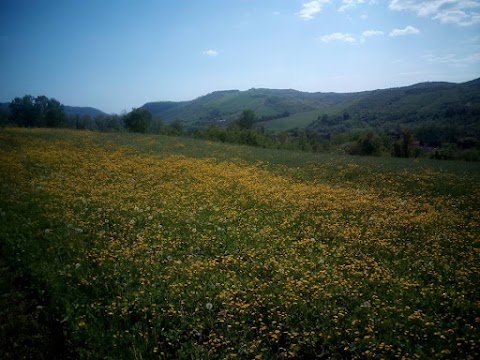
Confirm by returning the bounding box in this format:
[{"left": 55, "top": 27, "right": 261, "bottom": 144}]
[
  {"left": 433, "top": 9, "right": 480, "bottom": 26},
  {"left": 422, "top": 52, "right": 480, "bottom": 65},
  {"left": 461, "top": 35, "right": 480, "bottom": 45},
  {"left": 296, "top": 0, "right": 330, "bottom": 20},
  {"left": 339, "top": 0, "right": 378, "bottom": 12},
  {"left": 361, "top": 29, "right": 384, "bottom": 42},
  {"left": 203, "top": 49, "right": 218, "bottom": 57},
  {"left": 339, "top": 0, "right": 366, "bottom": 12},
  {"left": 320, "top": 32, "right": 356, "bottom": 43},
  {"left": 389, "top": 25, "right": 420, "bottom": 37},
  {"left": 362, "top": 30, "right": 384, "bottom": 37},
  {"left": 389, "top": 0, "right": 480, "bottom": 26}
]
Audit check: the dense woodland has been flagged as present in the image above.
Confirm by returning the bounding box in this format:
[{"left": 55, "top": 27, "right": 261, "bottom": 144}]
[{"left": 1, "top": 81, "right": 480, "bottom": 161}]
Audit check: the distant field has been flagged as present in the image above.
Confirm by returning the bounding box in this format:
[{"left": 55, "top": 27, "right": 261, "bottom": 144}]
[
  {"left": 1, "top": 128, "right": 479, "bottom": 359},
  {"left": 257, "top": 97, "right": 361, "bottom": 132},
  {"left": 258, "top": 110, "right": 320, "bottom": 132}
]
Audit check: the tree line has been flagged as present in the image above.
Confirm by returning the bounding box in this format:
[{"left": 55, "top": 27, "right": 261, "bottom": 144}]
[
  {"left": 7, "top": 95, "right": 66, "bottom": 128},
  {"left": 2, "top": 95, "right": 478, "bottom": 161},
  {"left": 194, "top": 111, "right": 479, "bottom": 161},
  {"left": 0, "top": 95, "right": 184, "bottom": 135}
]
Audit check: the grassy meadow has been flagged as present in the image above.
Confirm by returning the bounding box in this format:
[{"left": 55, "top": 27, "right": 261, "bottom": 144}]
[{"left": 1, "top": 127, "right": 479, "bottom": 359}]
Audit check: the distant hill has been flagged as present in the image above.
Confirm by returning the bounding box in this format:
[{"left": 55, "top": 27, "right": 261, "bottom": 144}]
[
  {"left": 1, "top": 102, "right": 106, "bottom": 117},
  {"left": 304, "top": 79, "right": 480, "bottom": 141},
  {"left": 141, "top": 79, "right": 480, "bottom": 139},
  {"left": 63, "top": 106, "right": 106, "bottom": 117},
  {"left": 141, "top": 89, "right": 356, "bottom": 126}
]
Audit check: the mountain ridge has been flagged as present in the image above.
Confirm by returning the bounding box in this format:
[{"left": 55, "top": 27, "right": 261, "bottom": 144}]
[
  {"left": 2, "top": 77, "right": 479, "bottom": 134},
  {"left": 0, "top": 103, "right": 106, "bottom": 118},
  {"left": 63, "top": 106, "right": 106, "bottom": 117},
  {"left": 141, "top": 78, "right": 480, "bottom": 133}
]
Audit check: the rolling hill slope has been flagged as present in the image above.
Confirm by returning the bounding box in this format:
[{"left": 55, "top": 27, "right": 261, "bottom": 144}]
[
  {"left": 63, "top": 106, "right": 106, "bottom": 117},
  {"left": 141, "top": 88, "right": 356, "bottom": 126},
  {"left": 0, "top": 103, "right": 106, "bottom": 118},
  {"left": 305, "top": 79, "right": 480, "bottom": 138},
  {"left": 141, "top": 79, "right": 480, "bottom": 136}
]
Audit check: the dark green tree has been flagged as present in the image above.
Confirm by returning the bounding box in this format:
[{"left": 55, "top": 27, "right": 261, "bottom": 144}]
[
  {"left": 9, "top": 95, "right": 65, "bottom": 128},
  {"left": 33, "top": 95, "right": 49, "bottom": 126},
  {"left": 0, "top": 105, "right": 8, "bottom": 127},
  {"left": 124, "top": 108, "right": 152, "bottom": 133},
  {"left": 170, "top": 119, "right": 184, "bottom": 133},
  {"left": 44, "top": 98, "right": 65, "bottom": 127},
  {"left": 236, "top": 109, "right": 256, "bottom": 129},
  {"left": 9, "top": 95, "right": 36, "bottom": 126},
  {"left": 393, "top": 129, "right": 416, "bottom": 158},
  {"left": 162, "top": 119, "right": 184, "bottom": 136},
  {"left": 151, "top": 117, "right": 164, "bottom": 134},
  {"left": 104, "top": 114, "right": 122, "bottom": 131},
  {"left": 94, "top": 115, "right": 107, "bottom": 131},
  {"left": 77, "top": 114, "right": 93, "bottom": 130},
  {"left": 359, "top": 132, "right": 383, "bottom": 156}
]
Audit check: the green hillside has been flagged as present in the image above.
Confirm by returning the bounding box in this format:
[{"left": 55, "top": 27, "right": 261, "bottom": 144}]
[
  {"left": 140, "top": 80, "right": 480, "bottom": 140},
  {"left": 304, "top": 79, "right": 480, "bottom": 145},
  {"left": 141, "top": 88, "right": 354, "bottom": 126},
  {"left": 257, "top": 110, "right": 323, "bottom": 132},
  {"left": 63, "top": 106, "right": 106, "bottom": 117},
  {"left": 257, "top": 97, "right": 364, "bottom": 132},
  {"left": 1, "top": 102, "right": 106, "bottom": 118}
]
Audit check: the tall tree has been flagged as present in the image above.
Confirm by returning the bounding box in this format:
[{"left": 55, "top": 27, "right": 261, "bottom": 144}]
[
  {"left": 393, "top": 129, "right": 416, "bottom": 158},
  {"left": 124, "top": 108, "right": 152, "bottom": 133},
  {"left": 34, "top": 95, "right": 50, "bottom": 126},
  {"left": 236, "top": 109, "right": 256, "bottom": 129},
  {"left": 45, "top": 98, "right": 66, "bottom": 127},
  {"left": 9, "top": 95, "right": 65, "bottom": 128},
  {"left": 9, "top": 95, "right": 35, "bottom": 126}
]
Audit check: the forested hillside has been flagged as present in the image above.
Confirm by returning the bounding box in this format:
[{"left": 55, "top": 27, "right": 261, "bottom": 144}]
[
  {"left": 141, "top": 88, "right": 356, "bottom": 125},
  {"left": 139, "top": 79, "right": 480, "bottom": 159},
  {"left": 306, "top": 79, "right": 480, "bottom": 142},
  {"left": 2, "top": 78, "right": 479, "bottom": 160},
  {"left": 64, "top": 106, "right": 106, "bottom": 117},
  {"left": 141, "top": 79, "right": 480, "bottom": 137}
]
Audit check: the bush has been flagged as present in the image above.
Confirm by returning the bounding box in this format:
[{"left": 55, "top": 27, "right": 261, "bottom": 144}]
[{"left": 124, "top": 108, "right": 152, "bottom": 133}]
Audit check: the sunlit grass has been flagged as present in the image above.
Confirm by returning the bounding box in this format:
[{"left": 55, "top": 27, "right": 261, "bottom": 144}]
[{"left": 1, "top": 128, "right": 479, "bottom": 359}]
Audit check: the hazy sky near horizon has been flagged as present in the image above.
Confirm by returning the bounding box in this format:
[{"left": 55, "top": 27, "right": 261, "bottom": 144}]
[{"left": 1, "top": 0, "right": 479, "bottom": 113}]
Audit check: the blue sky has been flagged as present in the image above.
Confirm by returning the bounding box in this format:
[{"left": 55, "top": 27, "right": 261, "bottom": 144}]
[{"left": 1, "top": 0, "right": 479, "bottom": 113}]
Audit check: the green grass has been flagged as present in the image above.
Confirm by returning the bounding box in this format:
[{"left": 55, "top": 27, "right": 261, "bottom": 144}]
[
  {"left": 256, "top": 96, "right": 365, "bottom": 133},
  {"left": 1, "top": 128, "right": 479, "bottom": 359},
  {"left": 258, "top": 110, "right": 321, "bottom": 132}
]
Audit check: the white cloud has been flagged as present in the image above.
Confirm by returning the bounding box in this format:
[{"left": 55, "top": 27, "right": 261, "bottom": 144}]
[
  {"left": 389, "top": 25, "right": 420, "bottom": 37},
  {"left": 339, "top": 0, "right": 365, "bottom": 12},
  {"left": 362, "top": 30, "right": 384, "bottom": 37},
  {"left": 433, "top": 9, "right": 480, "bottom": 26},
  {"left": 460, "top": 52, "right": 480, "bottom": 63},
  {"left": 389, "top": 0, "right": 480, "bottom": 26},
  {"left": 273, "top": 11, "right": 281, "bottom": 16},
  {"left": 203, "top": 49, "right": 218, "bottom": 57},
  {"left": 422, "top": 52, "right": 480, "bottom": 65},
  {"left": 339, "top": 0, "right": 378, "bottom": 12},
  {"left": 360, "top": 30, "right": 383, "bottom": 43},
  {"left": 320, "top": 32, "right": 356, "bottom": 43},
  {"left": 296, "top": 0, "right": 330, "bottom": 20},
  {"left": 461, "top": 35, "right": 480, "bottom": 45}
]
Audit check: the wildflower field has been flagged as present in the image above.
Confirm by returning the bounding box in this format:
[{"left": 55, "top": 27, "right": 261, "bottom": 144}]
[{"left": 1, "top": 128, "right": 479, "bottom": 359}]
